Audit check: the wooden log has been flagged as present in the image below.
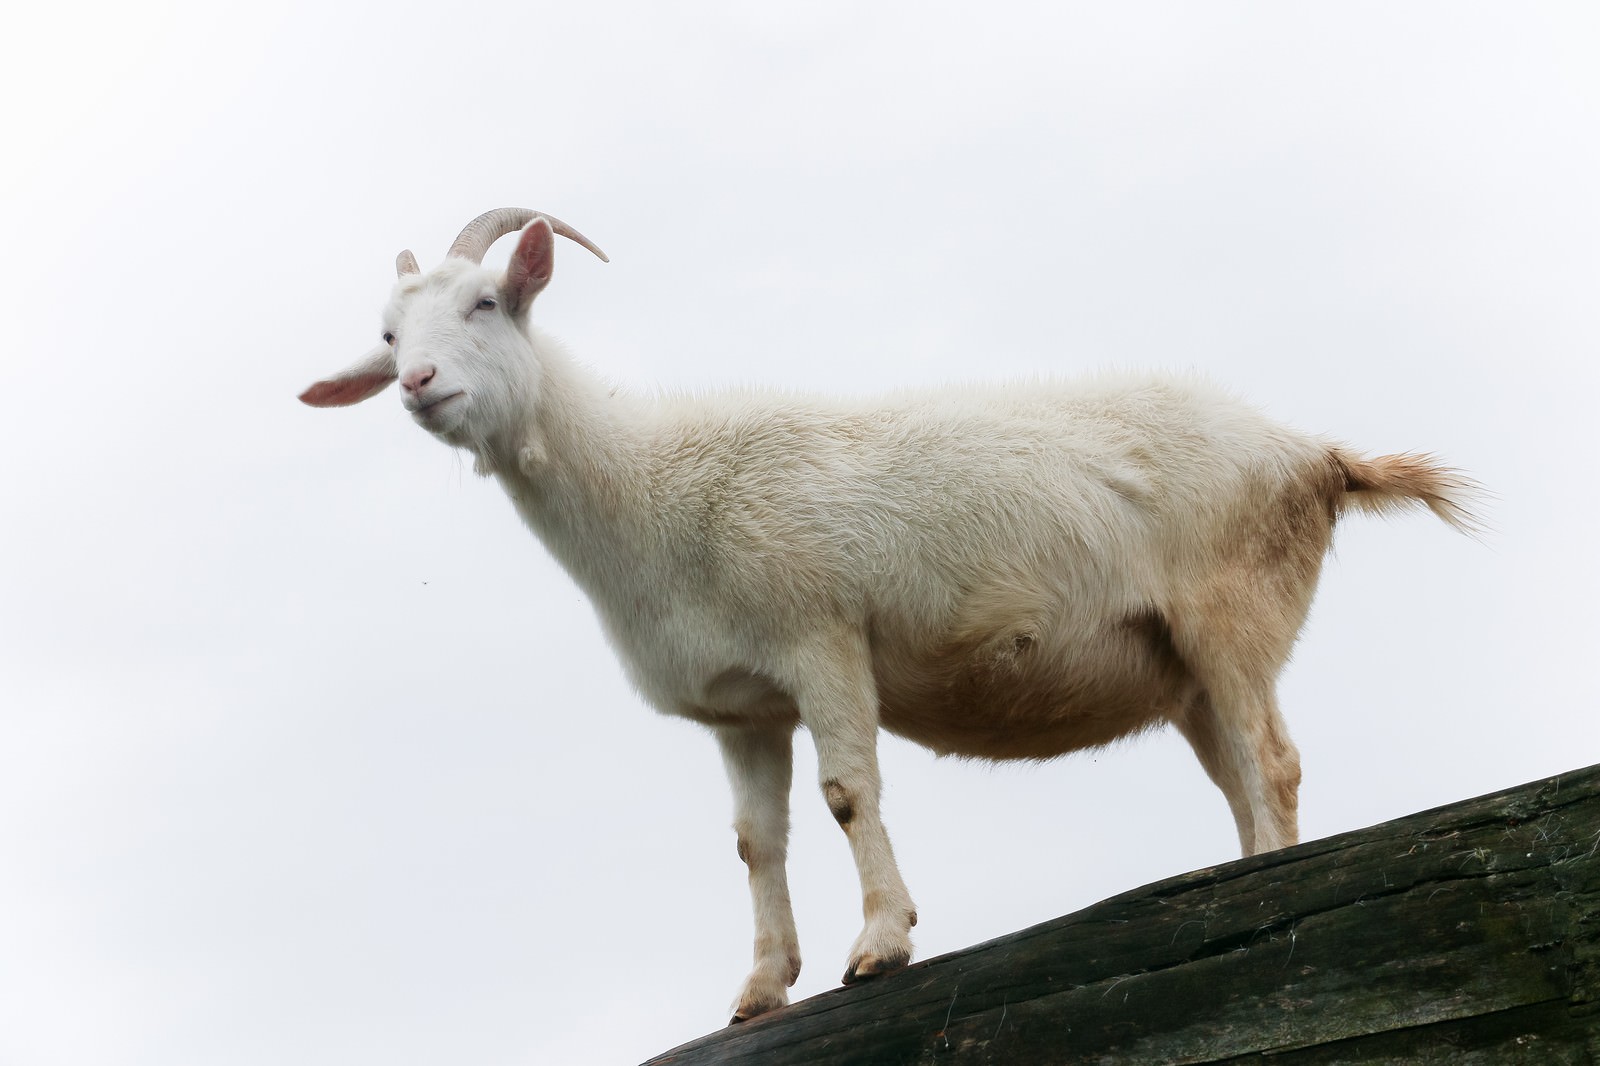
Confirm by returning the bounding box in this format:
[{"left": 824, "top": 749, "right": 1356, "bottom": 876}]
[{"left": 643, "top": 765, "right": 1600, "bottom": 1064}]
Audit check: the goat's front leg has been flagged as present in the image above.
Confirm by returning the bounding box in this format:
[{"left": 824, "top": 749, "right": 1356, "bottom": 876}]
[
  {"left": 791, "top": 635, "right": 918, "bottom": 985},
  {"left": 716, "top": 723, "right": 801, "bottom": 1023}
]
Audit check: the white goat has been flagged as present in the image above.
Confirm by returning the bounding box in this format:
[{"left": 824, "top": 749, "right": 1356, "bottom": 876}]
[{"left": 300, "top": 207, "right": 1479, "bottom": 1022}]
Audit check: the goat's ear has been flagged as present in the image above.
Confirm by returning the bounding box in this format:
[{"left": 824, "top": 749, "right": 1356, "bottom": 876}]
[
  {"left": 503, "top": 217, "right": 555, "bottom": 314},
  {"left": 298, "top": 344, "right": 398, "bottom": 407}
]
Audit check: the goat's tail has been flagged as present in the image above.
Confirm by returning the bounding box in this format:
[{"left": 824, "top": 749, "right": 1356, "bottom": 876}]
[{"left": 1331, "top": 449, "right": 1487, "bottom": 537}]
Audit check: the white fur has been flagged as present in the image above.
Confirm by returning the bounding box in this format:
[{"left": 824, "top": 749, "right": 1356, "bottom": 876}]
[{"left": 301, "top": 216, "right": 1478, "bottom": 1022}]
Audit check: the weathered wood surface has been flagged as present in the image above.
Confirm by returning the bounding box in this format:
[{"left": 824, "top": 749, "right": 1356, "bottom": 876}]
[{"left": 643, "top": 765, "right": 1600, "bottom": 1065}]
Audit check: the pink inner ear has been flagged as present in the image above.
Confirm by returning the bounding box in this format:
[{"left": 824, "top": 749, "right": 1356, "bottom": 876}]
[
  {"left": 299, "top": 371, "right": 395, "bottom": 407},
  {"left": 507, "top": 220, "right": 555, "bottom": 308}
]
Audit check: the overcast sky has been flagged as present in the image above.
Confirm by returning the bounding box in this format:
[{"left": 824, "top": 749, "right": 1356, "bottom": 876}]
[{"left": 3, "top": 3, "right": 1597, "bottom": 1064}]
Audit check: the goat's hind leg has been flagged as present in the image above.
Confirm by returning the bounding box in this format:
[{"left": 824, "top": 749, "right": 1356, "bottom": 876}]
[
  {"left": 1169, "top": 476, "right": 1331, "bottom": 855},
  {"left": 716, "top": 724, "right": 802, "bottom": 1023},
  {"left": 1170, "top": 598, "right": 1306, "bottom": 857},
  {"left": 1173, "top": 689, "right": 1299, "bottom": 856}
]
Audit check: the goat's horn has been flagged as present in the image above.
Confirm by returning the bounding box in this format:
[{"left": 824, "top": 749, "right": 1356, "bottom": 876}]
[
  {"left": 396, "top": 249, "right": 420, "bottom": 277},
  {"left": 446, "top": 207, "right": 610, "bottom": 265}
]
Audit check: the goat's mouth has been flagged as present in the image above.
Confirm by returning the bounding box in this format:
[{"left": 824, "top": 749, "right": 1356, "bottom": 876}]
[{"left": 409, "top": 390, "right": 465, "bottom": 427}]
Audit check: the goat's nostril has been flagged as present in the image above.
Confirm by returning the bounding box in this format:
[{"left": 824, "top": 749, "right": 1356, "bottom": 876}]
[{"left": 402, "top": 366, "right": 438, "bottom": 395}]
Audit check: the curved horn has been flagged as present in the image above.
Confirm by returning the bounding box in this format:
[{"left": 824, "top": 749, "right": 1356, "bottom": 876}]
[
  {"left": 396, "top": 249, "right": 420, "bottom": 277},
  {"left": 446, "top": 207, "right": 610, "bottom": 265}
]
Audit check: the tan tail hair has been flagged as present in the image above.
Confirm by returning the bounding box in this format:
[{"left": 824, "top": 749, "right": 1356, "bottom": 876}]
[{"left": 1332, "top": 449, "right": 1486, "bottom": 536}]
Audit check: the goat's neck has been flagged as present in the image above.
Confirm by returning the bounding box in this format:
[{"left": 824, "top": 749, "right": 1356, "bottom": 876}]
[{"left": 487, "top": 334, "right": 656, "bottom": 595}]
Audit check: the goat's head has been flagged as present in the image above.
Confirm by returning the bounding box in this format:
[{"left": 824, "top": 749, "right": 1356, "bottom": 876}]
[{"left": 299, "top": 208, "right": 608, "bottom": 451}]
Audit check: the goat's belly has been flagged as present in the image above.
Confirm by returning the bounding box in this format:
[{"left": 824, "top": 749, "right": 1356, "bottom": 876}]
[
  {"left": 878, "top": 682, "right": 1180, "bottom": 760},
  {"left": 873, "top": 615, "right": 1194, "bottom": 761}
]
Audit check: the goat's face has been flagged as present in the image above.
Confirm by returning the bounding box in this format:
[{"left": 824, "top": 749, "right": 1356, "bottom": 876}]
[
  {"left": 381, "top": 257, "right": 542, "bottom": 449},
  {"left": 300, "top": 212, "right": 604, "bottom": 457}
]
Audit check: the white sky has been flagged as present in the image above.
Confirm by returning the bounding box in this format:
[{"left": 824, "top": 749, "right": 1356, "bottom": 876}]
[{"left": 2, "top": 3, "right": 1597, "bottom": 1064}]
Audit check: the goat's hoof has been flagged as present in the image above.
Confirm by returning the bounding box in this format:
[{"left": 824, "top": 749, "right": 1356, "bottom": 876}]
[
  {"left": 729, "top": 985, "right": 787, "bottom": 1024},
  {"left": 728, "top": 1002, "right": 777, "bottom": 1025},
  {"left": 842, "top": 950, "right": 910, "bottom": 985}
]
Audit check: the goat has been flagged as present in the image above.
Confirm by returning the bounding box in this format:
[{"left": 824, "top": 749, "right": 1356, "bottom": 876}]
[{"left": 299, "top": 207, "right": 1480, "bottom": 1022}]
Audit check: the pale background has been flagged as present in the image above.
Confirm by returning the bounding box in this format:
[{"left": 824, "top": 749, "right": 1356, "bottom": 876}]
[{"left": 3, "top": 3, "right": 1597, "bottom": 1064}]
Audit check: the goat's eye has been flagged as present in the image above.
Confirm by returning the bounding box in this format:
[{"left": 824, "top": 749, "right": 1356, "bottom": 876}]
[
  {"left": 382, "top": 331, "right": 396, "bottom": 345},
  {"left": 476, "top": 297, "right": 497, "bottom": 311}
]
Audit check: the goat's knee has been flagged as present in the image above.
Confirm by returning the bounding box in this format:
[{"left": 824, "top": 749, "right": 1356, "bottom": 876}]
[{"left": 822, "top": 778, "right": 855, "bottom": 827}]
